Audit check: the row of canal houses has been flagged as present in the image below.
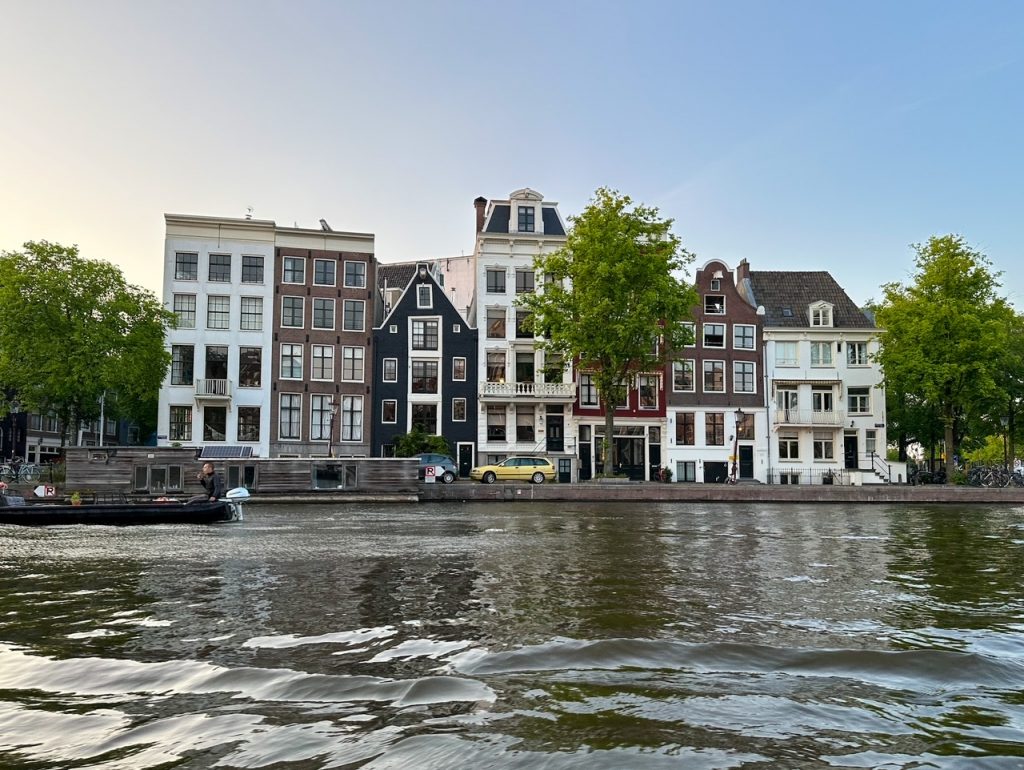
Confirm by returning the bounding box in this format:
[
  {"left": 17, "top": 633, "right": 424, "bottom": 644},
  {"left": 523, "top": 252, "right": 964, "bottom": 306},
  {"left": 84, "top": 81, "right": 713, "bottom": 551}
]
[{"left": 158, "top": 188, "right": 903, "bottom": 485}]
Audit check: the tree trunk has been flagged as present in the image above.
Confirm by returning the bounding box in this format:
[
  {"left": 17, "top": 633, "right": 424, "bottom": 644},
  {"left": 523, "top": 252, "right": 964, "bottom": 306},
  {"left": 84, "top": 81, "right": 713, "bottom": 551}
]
[
  {"left": 603, "top": 401, "right": 615, "bottom": 477},
  {"left": 943, "top": 410, "right": 955, "bottom": 483}
]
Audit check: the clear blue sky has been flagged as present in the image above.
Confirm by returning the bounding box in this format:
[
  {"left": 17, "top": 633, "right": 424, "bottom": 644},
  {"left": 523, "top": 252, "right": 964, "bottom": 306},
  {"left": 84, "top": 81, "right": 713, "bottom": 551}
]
[{"left": 2, "top": 0, "right": 1022, "bottom": 307}]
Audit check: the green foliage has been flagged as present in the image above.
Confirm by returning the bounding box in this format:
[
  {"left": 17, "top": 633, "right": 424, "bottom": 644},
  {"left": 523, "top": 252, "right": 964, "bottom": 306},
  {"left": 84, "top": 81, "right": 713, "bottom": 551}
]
[
  {"left": 518, "top": 188, "right": 699, "bottom": 468},
  {"left": 0, "top": 241, "right": 175, "bottom": 443},
  {"left": 393, "top": 429, "right": 451, "bottom": 457},
  {"left": 963, "top": 434, "right": 1007, "bottom": 466}
]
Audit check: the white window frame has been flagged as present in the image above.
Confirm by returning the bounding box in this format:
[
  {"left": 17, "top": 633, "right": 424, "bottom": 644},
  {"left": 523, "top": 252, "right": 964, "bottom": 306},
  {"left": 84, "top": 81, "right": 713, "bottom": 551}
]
[
  {"left": 453, "top": 357, "right": 467, "bottom": 381},
  {"left": 173, "top": 294, "right": 196, "bottom": 329},
  {"left": 280, "top": 296, "right": 304, "bottom": 329},
  {"left": 848, "top": 342, "right": 868, "bottom": 366},
  {"left": 382, "top": 358, "right": 398, "bottom": 382},
  {"left": 206, "top": 295, "right": 230, "bottom": 330},
  {"left": 282, "top": 256, "right": 305, "bottom": 285},
  {"left": 417, "top": 284, "right": 432, "bottom": 308},
  {"left": 733, "top": 361, "right": 755, "bottom": 393},
  {"left": 638, "top": 374, "right": 659, "bottom": 410},
  {"left": 703, "top": 323, "right": 725, "bottom": 348},
  {"left": 313, "top": 258, "right": 336, "bottom": 287},
  {"left": 342, "top": 299, "right": 365, "bottom": 332},
  {"left": 848, "top": 387, "right": 871, "bottom": 415},
  {"left": 813, "top": 431, "right": 835, "bottom": 460},
  {"left": 343, "top": 261, "right": 366, "bottom": 288},
  {"left": 681, "top": 321, "right": 696, "bottom": 347},
  {"left": 310, "top": 394, "right": 333, "bottom": 441},
  {"left": 810, "top": 304, "right": 833, "bottom": 327},
  {"left": 703, "top": 360, "right": 725, "bottom": 393},
  {"left": 580, "top": 373, "right": 599, "bottom": 407},
  {"left": 310, "top": 344, "right": 334, "bottom": 381},
  {"left": 240, "top": 296, "right": 263, "bottom": 331},
  {"left": 452, "top": 397, "right": 467, "bottom": 422},
  {"left": 278, "top": 393, "right": 302, "bottom": 441},
  {"left": 280, "top": 343, "right": 303, "bottom": 380},
  {"left": 341, "top": 395, "right": 363, "bottom": 442},
  {"left": 381, "top": 399, "right": 398, "bottom": 424},
  {"left": 342, "top": 346, "right": 364, "bottom": 382},
  {"left": 812, "top": 388, "right": 834, "bottom": 413},
  {"left": 811, "top": 341, "right": 833, "bottom": 366},
  {"left": 672, "top": 359, "right": 695, "bottom": 392},
  {"left": 775, "top": 341, "right": 798, "bottom": 367},
  {"left": 312, "top": 298, "right": 335, "bottom": 330},
  {"left": 733, "top": 324, "right": 755, "bottom": 350}
]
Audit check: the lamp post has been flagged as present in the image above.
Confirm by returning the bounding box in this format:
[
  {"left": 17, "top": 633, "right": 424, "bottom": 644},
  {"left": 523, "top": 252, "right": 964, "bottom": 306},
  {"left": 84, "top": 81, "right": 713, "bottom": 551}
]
[
  {"left": 327, "top": 400, "right": 339, "bottom": 458},
  {"left": 4, "top": 398, "right": 22, "bottom": 462},
  {"left": 731, "top": 408, "right": 744, "bottom": 482}
]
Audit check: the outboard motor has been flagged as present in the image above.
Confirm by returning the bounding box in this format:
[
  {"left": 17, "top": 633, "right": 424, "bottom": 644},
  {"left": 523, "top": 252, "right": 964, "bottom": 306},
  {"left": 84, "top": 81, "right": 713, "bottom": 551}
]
[{"left": 224, "top": 487, "right": 250, "bottom": 521}]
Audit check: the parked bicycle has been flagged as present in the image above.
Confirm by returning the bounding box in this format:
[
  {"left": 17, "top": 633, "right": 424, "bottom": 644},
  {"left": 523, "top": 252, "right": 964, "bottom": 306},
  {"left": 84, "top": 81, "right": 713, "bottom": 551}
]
[
  {"left": 967, "top": 464, "right": 1024, "bottom": 488},
  {"left": 0, "top": 458, "right": 41, "bottom": 483}
]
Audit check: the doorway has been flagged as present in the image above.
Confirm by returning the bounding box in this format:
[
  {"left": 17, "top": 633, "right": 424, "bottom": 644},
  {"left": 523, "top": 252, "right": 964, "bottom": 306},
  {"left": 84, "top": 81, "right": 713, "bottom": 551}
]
[
  {"left": 458, "top": 443, "right": 474, "bottom": 478},
  {"left": 739, "top": 445, "right": 754, "bottom": 479},
  {"left": 844, "top": 435, "right": 858, "bottom": 469}
]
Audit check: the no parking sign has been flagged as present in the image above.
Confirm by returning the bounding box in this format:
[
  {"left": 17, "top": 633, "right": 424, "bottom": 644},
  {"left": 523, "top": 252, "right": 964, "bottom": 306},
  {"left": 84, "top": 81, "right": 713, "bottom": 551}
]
[
  {"left": 424, "top": 465, "right": 437, "bottom": 484},
  {"left": 34, "top": 485, "right": 56, "bottom": 497}
]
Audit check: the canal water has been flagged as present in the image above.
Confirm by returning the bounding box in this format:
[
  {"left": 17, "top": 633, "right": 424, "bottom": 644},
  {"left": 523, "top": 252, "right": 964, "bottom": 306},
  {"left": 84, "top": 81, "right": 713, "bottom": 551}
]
[{"left": 2, "top": 501, "right": 1024, "bottom": 769}]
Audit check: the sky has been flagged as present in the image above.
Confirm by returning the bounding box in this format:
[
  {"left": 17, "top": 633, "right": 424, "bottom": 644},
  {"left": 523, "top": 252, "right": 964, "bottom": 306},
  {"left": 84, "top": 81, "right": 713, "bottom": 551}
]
[{"left": 2, "top": 0, "right": 1023, "bottom": 308}]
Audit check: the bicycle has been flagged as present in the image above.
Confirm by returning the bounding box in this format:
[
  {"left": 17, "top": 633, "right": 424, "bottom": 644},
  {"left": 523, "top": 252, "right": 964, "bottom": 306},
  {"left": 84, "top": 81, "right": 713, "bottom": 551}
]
[{"left": 0, "top": 459, "right": 41, "bottom": 483}]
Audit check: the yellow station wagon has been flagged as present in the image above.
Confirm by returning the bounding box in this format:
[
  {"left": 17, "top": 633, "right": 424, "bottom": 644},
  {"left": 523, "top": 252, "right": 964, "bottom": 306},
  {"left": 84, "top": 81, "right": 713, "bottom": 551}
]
[{"left": 469, "top": 456, "right": 556, "bottom": 484}]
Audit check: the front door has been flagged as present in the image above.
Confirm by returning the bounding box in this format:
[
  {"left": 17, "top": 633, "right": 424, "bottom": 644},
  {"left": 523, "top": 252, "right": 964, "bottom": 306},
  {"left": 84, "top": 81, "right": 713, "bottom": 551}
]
[
  {"left": 704, "top": 461, "right": 729, "bottom": 483},
  {"left": 844, "top": 435, "right": 858, "bottom": 469},
  {"left": 739, "top": 445, "right": 754, "bottom": 479},
  {"left": 546, "top": 416, "right": 564, "bottom": 453},
  {"left": 458, "top": 443, "right": 474, "bottom": 478},
  {"left": 580, "top": 442, "right": 592, "bottom": 481}
]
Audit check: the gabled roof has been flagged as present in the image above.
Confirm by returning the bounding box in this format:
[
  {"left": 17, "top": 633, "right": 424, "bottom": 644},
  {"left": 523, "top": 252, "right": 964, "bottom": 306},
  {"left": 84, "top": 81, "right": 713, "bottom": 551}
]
[
  {"left": 747, "top": 271, "right": 874, "bottom": 328},
  {"left": 377, "top": 263, "right": 418, "bottom": 290}
]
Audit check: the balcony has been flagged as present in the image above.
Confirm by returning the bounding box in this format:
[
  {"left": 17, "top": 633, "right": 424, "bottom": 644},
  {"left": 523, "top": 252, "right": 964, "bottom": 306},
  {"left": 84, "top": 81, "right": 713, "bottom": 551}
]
[
  {"left": 195, "top": 379, "right": 232, "bottom": 401},
  {"left": 774, "top": 408, "right": 846, "bottom": 427},
  {"left": 479, "top": 381, "right": 576, "bottom": 401}
]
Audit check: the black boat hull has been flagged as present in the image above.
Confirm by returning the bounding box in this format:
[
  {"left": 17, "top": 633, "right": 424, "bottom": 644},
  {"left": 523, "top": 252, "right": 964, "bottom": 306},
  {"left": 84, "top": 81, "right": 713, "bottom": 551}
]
[{"left": 0, "top": 500, "right": 240, "bottom": 526}]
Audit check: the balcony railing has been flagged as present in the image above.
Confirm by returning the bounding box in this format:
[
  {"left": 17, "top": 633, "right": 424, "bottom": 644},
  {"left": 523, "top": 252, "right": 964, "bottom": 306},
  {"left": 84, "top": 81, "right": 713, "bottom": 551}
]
[
  {"left": 479, "top": 381, "right": 576, "bottom": 400},
  {"left": 195, "top": 379, "right": 232, "bottom": 400},
  {"left": 774, "top": 408, "right": 846, "bottom": 426}
]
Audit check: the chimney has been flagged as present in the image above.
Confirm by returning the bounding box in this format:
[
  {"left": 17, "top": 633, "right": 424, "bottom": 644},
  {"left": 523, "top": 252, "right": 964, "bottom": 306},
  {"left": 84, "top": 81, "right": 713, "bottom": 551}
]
[
  {"left": 736, "top": 258, "right": 750, "bottom": 284},
  {"left": 474, "top": 196, "right": 487, "bottom": 233}
]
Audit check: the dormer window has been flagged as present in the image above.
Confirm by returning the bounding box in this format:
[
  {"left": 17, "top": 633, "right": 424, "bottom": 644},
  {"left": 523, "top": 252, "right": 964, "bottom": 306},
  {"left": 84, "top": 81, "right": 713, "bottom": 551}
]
[
  {"left": 518, "top": 206, "right": 535, "bottom": 232},
  {"left": 810, "top": 303, "right": 833, "bottom": 327},
  {"left": 704, "top": 295, "right": 725, "bottom": 314},
  {"left": 417, "top": 284, "right": 432, "bottom": 309}
]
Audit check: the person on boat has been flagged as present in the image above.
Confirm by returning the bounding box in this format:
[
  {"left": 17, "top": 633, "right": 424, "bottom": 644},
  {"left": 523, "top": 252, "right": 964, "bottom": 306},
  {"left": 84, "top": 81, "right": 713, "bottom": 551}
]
[{"left": 192, "top": 462, "right": 225, "bottom": 503}]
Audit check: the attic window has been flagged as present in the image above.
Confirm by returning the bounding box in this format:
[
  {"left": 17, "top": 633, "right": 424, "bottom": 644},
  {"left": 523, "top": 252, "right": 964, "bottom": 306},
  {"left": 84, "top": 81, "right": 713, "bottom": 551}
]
[
  {"left": 417, "top": 284, "right": 432, "bottom": 309},
  {"left": 810, "top": 305, "right": 833, "bottom": 327},
  {"left": 704, "top": 295, "right": 725, "bottom": 314},
  {"left": 517, "top": 206, "right": 535, "bottom": 232},
  {"left": 782, "top": 307, "right": 794, "bottom": 317},
  {"left": 710, "top": 279, "right": 721, "bottom": 291}
]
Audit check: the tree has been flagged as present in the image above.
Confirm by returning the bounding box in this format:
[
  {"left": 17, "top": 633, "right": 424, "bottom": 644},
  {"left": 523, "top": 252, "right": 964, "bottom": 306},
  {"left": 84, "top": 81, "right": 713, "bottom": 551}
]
[
  {"left": 0, "top": 241, "right": 175, "bottom": 446},
  {"left": 393, "top": 429, "right": 451, "bottom": 457},
  {"left": 875, "top": 235, "right": 1011, "bottom": 482},
  {"left": 518, "top": 188, "right": 698, "bottom": 473}
]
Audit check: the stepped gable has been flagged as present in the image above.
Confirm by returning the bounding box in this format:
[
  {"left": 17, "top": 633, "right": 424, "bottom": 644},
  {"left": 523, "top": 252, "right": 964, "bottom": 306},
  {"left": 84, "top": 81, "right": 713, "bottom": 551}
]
[{"left": 748, "top": 271, "right": 873, "bottom": 328}]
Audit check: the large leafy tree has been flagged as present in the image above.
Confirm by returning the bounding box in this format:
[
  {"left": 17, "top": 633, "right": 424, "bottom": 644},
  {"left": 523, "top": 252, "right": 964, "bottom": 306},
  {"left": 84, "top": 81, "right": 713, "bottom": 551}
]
[
  {"left": 0, "top": 241, "right": 174, "bottom": 446},
  {"left": 518, "top": 188, "right": 698, "bottom": 473},
  {"left": 875, "top": 235, "right": 1011, "bottom": 481}
]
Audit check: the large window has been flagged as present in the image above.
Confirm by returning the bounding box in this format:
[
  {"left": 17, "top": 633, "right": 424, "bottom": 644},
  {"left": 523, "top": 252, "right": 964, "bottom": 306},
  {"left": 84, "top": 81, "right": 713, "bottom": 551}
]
[
  {"left": 487, "top": 351, "right": 506, "bottom": 383},
  {"left": 733, "top": 324, "right": 755, "bottom": 349},
  {"left": 813, "top": 431, "right": 834, "bottom": 459},
  {"left": 811, "top": 342, "right": 833, "bottom": 366},
  {"left": 812, "top": 387, "right": 834, "bottom": 412},
  {"left": 381, "top": 400, "right": 397, "bottom": 424},
  {"left": 237, "top": 406, "right": 260, "bottom": 442},
  {"left": 409, "top": 402, "right": 435, "bottom": 434},
  {"left": 705, "top": 413, "right": 725, "bottom": 446},
  {"left": 169, "top": 405, "right": 192, "bottom": 441},
  {"left": 515, "top": 309, "right": 533, "bottom": 339},
  {"left": 171, "top": 345, "right": 194, "bottom": 386},
  {"left": 516, "top": 270, "right": 535, "bottom": 294},
  {"left": 704, "top": 295, "right": 725, "bottom": 314},
  {"left": 516, "top": 405, "right": 535, "bottom": 441},
  {"left": 311, "top": 345, "right": 334, "bottom": 380},
  {"left": 847, "top": 342, "right": 868, "bottom": 366},
  {"left": 313, "top": 259, "right": 336, "bottom": 286},
  {"left": 733, "top": 361, "right": 755, "bottom": 393},
  {"left": 412, "top": 360, "right": 438, "bottom": 393},
  {"left": 676, "top": 412, "right": 695, "bottom": 445},
  {"left": 703, "top": 360, "right": 725, "bottom": 392},
  {"left": 280, "top": 344, "right": 303, "bottom": 379},
  {"left": 779, "top": 432, "right": 799, "bottom": 459},
  {"left": 206, "top": 296, "right": 230, "bottom": 329},
  {"left": 312, "top": 298, "right": 335, "bottom": 330},
  {"left": 487, "top": 307, "right": 506, "bottom": 338},
  {"left": 344, "top": 261, "right": 366, "bottom": 288},
  {"left": 486, "top": 269, "right": 506, "bottom": 293},
  {"left": 775, "top": 341, "right": 798, "bottom": 366},
  {"left": 517, "top": 205, "right": 535, "bottom": 232},
  {"left": 487, "top": 405, "right": 506, "bottom": 441},
  {"left": 208, "top": 254, "right": 231, "bottom": 282},
  {"left": 516, "top": 351, "right": 535, "bottom": 383},
  {"left": 203, "top": 405, "right": 227, "bottom": 441},
  {"left": 580, "top": 373, "right": 598, "bottom": 406},
  {"left": 174, "top": 252, "right": 197, "bottom": 280},
  {"left": 382, "top": 358, "right": 398, "bottom": 382},
  {"left": 173, "top": 294, "right": 196, "bottom": 328},
  {"left": 342, "top": 346, "right": 364, "bottom": 381},
  {"left": 638, "top": 375, "right": 658, "bottom": 409},
  {"left": 282, "top": 256, "right": 305, "bottom": 284},
  {"left": 703, "top": 323, "right": 725, "bottom": 348},
  {"left": 673, "top": 360, "right": 695, "bottom": 392},
  {"left": 412, "top": 319, "right": 439, "bottom": 350},
  {"left": 279, "top": 394, "right": 301, "bottom": 440},
  {"left": 241, "top": 255, "right": 264, "bottom": 283},
  {"left": 343, "top": 300, "right": 365, "bottom": 331},
  {"left": 240, "top": 296, "right": 263, "bottom": 330},
  {"left": 310, "top": 394, "right": 332, "bottom": 441},
  {"left": 736, "top": 412, "right": 755, "bottom": 440},
  {"left": 453, "top": 398, "right": 467, "bottom": 422},
  {"left": 848, "top": 387, "right": 871, "bottom": 414},
  {"left": 238, "top": 347, "right": 262, "bottom": 387},
  {"left": 281, "top": 296, "right": 304, "bottom": 328},
  {"left": 453, "top": 357, "right": 467, "bottom": 381}
]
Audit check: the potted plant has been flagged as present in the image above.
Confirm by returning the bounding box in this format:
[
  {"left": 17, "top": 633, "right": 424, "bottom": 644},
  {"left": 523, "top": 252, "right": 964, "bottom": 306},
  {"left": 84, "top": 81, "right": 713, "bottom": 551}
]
[{"left": 70, "top": 491, "right": 82, "bottom": 506}]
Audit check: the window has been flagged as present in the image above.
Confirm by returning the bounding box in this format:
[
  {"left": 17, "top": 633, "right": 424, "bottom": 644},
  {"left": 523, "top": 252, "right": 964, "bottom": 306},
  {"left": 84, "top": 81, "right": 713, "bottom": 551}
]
[
  {"left": 516, "top": 351, "right": 535, "bottom": 383},
  {"left": 681, "top": 321, "right": 696, "bottom": 347},
  {"left": 174, "top": 252, "right": 198, "bottom": 280},
  {"left": 710, "top": 278, "right": 721, "bottom": 291},
  {"left": 310, "top": 395, "right": 332, "bottom": 441},
  {"left": 706, "top": 413, "right": 725, "bottom": 445},
  {"left": 313, "top": 259, "right": 336, "bottom": 286},
  {"left": 676, "top": 412, "right": 695, "bottom": 445},
  {"left": 382, "top": 400, "right": 397, "bottom": 423},
  {"left": 207, "top": 296, "right": 230, "bottom": 329},
  {"left": 779, "top": 388, "right": 798, "bottom": 415},
  {"left": 487, "top": 307, "right": 506, "bottom": 338},
  {"left": 487, "top": 351, "right": 506, "bottom": 383},
  {"left": 279, "top": 394, "right": 301, "bottom": 440},
  {"left": 311, "top": 345, "right": 334, "bottom": 380},
  {"left": 518, "top": 205, "right": 535, "bottom": 232},
  {"left": 812, "top": 387, "right": 834, "bottom": 412},
  {"left": 282, "top": 256, "right": 305, "bottom": 284},
  {"left": 281, "top": 296, "right": 304, "bottom": 328},
  {"left": 417, "top": 284, "right": 432, "bottom": 308},
  {"left": 410, "top": 403, "right": 436, "bottom": 434},
  {"left": 342, "top": 346, "right": 364, "bottom": 381},
  {"left": 704, "top": 295, "right": 725, "bottom": 314},
  {"left": 703, "top": 323, "right": 725, "bottom": 348},
  {"left": 344, "top": 261, "right": 366, "bottom": 288},
  {"left": 486, "top": 269, "right": 506, "bottom": 293},
  {"left": 412, "top": 360, "right": 438, "bottom": 393},
  {"left": 733, "top": 361, "right": 755, "bottom": 393},
  {"left": 703, "top": 360, "right": 725, "bottom": 392},
  {"left": 173, "top": 294, "right": 196, "bottom": 328},
  {"left": 678, "top": 461, "right": 696, "bottom": 482},
  {"left": 776, "top": 341, "right": 798, "bottom": 366},
  {"left": 169, "top": 405, "right": 192, "bottom": 441},
  {"left": 811, "top": 342, "right": 833, "bottom": 366},
  {"left": 453, "top": 398, "right": 467, "bottom": 422},
  {"left": 209, "top": 254, "right": 231, "bottom": 282},
  {"left": 487, "top": 405, "right": 506, "bottom": 441},
  {"left": 516, "top": 270, "right": 535, "bottom": 294},
  {"left": 412, "top": 319, "right": 439, "bottom": 350},
  {"left": 238, "top": 296, "right": 263, "bottom": 331},
  {"left": 865, "top": 429, "right": 877, "bottom": 455},
  {"left": 733, "top": 324, "right": 755, "bottom": 350},
  {"left": 543, "top": 353, "right": 564, "bottom": 383},
  {"left": 343, "top": 300, "right": 365, "bottom": 331},
  {"left": 237, "top": 406, "right": 260, "bottom": 442},
  {"left": 638, "top": 375, "right": 658, "bottom": 409},
  {"left": 453, "top": 357, "right": 467, "bottom": 381},
  {"left": 171, "top": 345, "right": 194, "bottom": 385},
  {"left": 453, "top": 323, "right": 461, "bottom": 333},
  {"left": 848, "top": 387, "right": 870, "bottom": 414},
  {"left": 737, "top": 412, "right": 755, "bottom": 440},
  {"left": 204, "top": 345, "right": 227, "bottom": 381},
  {"left": 280, "top": 344, "right": 303, "bottom": 379},
  {"left": 241, "top": 255, "right": 264, "bottom": 283},
  {"left": 238, "top": 347, "right": 262, "bottom": 387},
  {"left": 515, "top": 309, "right": 533, "bottom": 338},
  {"left": 516, "top": 405, "right": 535, "bottom": 441},
  {"left": 203, "top": 406, "right": 227, "bottom": 441},
  {"left": 813, "top": 431, "right": 834, "bottom": 460},
  {"left": 312, "top": 298, "right": 335, "bottom": 330},
  {"left": 580, "top": 374, "right": 598, "bottom": 406},
  {"left": 779, "top": 432, "right": 799, "bottom": 459},
  {"left": 382, "top": 358, "right": 398, "bottom": 382},
  {"left": 811, "top": 305, "right": 833, "bottom": 327},
  {"left": 848, "top": 342, "right": 868, "bottom": 366},
  {"left": 673, "top": 360, "right": 695, "bottom": 392}
]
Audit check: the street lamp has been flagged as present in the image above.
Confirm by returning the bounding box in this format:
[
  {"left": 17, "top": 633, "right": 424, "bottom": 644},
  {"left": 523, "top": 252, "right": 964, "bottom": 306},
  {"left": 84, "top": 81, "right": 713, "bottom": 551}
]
[
  {"left": 731, "top": 408, "right": 744, "bottom": 481},
  {"left": 327, "top": 400, "right": 339, "bottom": 458}
]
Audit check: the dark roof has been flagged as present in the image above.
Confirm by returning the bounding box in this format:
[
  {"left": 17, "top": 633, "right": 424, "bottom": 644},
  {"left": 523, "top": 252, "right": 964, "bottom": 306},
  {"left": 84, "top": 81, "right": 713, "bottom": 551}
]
[
  {"left": 484, "top": 204, "right": 511, "bottom": 233},
  {"left": 542, "top": 206, "right": 565, "bottom": 236},
  {"left": 377, "top": 263, "right": 417, "bottom": 290},
  {"left": 747, "top": 271, "right": 874, "bottom": 328}
]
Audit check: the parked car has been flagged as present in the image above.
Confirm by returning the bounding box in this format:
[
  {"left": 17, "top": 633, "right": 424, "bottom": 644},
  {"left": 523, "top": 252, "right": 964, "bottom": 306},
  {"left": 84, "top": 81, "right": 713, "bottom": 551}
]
[
  {"left": 415, "top": 453, "right": 458, "bottom": 484},
  {"left": 470, "top": 456, "right": 555, "bottom": 484}
]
